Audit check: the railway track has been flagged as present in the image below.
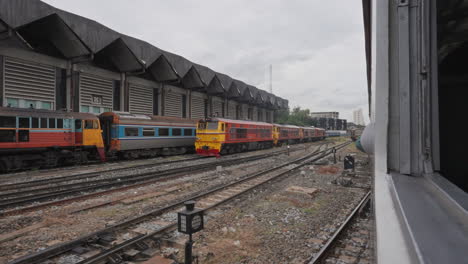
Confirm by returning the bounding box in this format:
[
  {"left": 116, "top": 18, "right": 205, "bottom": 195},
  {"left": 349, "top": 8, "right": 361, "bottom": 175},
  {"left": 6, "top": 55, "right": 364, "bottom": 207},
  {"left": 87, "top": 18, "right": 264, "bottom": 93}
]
[
  {"left": 0, "top": 143, "right": 321, "bottom": 215},
  {"left": 0, "top": 155, "right": 206, "bottom": 191},
  {"left": 8, "top": 141, "right": 351, "bottom": 264},
  {"left": 306, "top": 190, "right": 372, "bottom": 264}
]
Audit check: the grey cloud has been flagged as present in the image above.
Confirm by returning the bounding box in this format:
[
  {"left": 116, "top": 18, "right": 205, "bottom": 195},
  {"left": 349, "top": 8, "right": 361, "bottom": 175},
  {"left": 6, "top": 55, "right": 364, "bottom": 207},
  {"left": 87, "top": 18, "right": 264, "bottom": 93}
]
[{"left": 43, "top": 0, "right": 368, "bottom": 122}]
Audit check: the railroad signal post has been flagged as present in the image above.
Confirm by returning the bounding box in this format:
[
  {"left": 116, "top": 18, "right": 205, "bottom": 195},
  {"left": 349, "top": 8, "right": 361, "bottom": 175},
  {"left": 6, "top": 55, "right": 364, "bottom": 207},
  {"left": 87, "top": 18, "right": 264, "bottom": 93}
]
[
  {"left": 344, "top": 155, "right": 355, "bottom": 171},
  {"left": 178, "top": 201, "right": 204, "bottom": 264}
]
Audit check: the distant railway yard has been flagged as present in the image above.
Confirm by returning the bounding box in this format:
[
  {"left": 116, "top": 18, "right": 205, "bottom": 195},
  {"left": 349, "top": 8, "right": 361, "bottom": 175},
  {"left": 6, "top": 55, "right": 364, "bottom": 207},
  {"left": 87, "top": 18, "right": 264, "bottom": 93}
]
[{"left": 0, "top": 138, "right": 374, "bottom": 264}]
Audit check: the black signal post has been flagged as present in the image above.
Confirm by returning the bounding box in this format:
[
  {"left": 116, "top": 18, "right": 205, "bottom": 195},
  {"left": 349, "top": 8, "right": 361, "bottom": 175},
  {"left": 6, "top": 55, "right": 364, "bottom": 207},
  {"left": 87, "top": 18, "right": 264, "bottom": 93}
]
[{"left": 178, "top": 201, "right": 204, "bottom": 264}]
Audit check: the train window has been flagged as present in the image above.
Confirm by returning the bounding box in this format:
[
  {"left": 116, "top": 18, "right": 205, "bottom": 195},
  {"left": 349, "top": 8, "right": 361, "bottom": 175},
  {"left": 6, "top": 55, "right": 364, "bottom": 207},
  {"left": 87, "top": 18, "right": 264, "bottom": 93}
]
[
  {"left": 198, "top": 122, "right": 206, "bottom": 129},
  {"left": 19, "top": 118, "right": 29, "bottom": 128},
  {"left": 124, "top": 127, "right": 139, "bottom": 137},
  {"left": 159, "top": 128, "right": 169, "bottom": 136},
  {"left": 41, "top": 118, "right": 48, "bottom": 128},
  {"left": 207, "top": 122, "right": 218, "bottom": 130},
  {"left": 236, "top": 128, "right": 247, "bottom": 138},
  {"left": 93, "top": 120, "right": 99, "bottom": 129},
  {"left": 57, "top": 119, "right": 63, "bottom": 129},
  {"left": 183, "top": 129, "right": 192, "bottom": 136},
  {"left": 172, "top": 128, "right": 181, "bottom": 136},
  {"left": 63, "top": 119, "right": 71, "bottom": 129},
  {"left": 143, "top": 128, "right": 154, "bottom": 137},
  {"left": 0, "top": 116, "right": 16, "bottom": 128},
  {"left": 32, "top": 118, "right": 39, "bottom": 128},
  {"left": 75, "top": 119, "right": 82, "bottom": 130},
  {"left": 49, "top": 118, "right": 56, "bottom": 129},
  {"left": 0, "top": 130, "right": 15, "bottom": 142},
  {"left": 221, "top": 123, "right": 225, "bottom": 131},
  {"left": 18, "top": 130, "right": 29, "bottom": 142},
  {"left": 84, "top": 120, "right": 94, "bottom": 129}
]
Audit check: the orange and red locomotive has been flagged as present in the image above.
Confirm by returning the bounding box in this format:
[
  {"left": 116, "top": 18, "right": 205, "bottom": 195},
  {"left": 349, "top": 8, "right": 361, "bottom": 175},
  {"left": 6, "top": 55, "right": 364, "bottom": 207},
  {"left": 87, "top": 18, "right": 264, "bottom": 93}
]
[{"left": 0, "top": 107, "right": 105, "bottom": 171}]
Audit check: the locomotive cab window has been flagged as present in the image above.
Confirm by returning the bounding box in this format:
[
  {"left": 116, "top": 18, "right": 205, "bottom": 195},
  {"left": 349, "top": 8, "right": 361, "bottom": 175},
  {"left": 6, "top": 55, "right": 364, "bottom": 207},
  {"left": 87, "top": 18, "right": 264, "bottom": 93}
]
[
  {"left": 198, "top": 122, "right": 206, "bottom": 129},
  {"left": 125, "top": 127, "right": 139, "bottom": 137},
  {"left": 221, "top": 123, "right": 225, "bottom": 131},
  {"left": 0, "top": 116, "right": 16, "bottom": 128},
  {"left": 84, "top": 120, "right": 94, "bottom": 129},
  {"left": 207, "top": 122, "right": 218, "bottom": 130}
]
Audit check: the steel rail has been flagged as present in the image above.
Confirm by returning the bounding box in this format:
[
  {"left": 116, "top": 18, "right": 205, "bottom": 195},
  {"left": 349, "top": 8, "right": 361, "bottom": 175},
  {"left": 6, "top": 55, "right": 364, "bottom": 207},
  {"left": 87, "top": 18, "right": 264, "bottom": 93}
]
[
  {"left": 77, "top": 142, "right": 350, "bottom": 264},
  {"left": 0, "top": 142, "right": 313, "bottom": 193},
  {"left": 0, "top": 143, "right": 321, "bottom": 213},
  {"left": 8, "top": 141, "right": 350, "bottom": 264},
  {"left": 306, "top": 190, "right": 372, "bottom": 264}
]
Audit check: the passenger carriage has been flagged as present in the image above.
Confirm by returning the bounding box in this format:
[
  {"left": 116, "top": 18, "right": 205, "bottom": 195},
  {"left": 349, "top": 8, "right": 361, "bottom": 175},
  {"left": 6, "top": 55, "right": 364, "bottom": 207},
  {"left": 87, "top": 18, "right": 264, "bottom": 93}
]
[{"left": 99, "top": 112, "right": 197, "bottom": 159}]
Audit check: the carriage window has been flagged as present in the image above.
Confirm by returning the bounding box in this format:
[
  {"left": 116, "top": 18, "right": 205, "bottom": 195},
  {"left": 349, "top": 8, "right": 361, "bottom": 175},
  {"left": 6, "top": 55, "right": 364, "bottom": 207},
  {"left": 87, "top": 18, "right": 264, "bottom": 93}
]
[
  {"left": 49, "top": 118, "right": 56, "bottom": 128},
  {"left": 19, "top": 118, "right": 29, "bottom": 128},
  {"left": 32, "top": 118, "right": 39, "bottom": 128},
  {"left": 41, "top": 118, "right": 47, "bottom": 128},
  {"left": 236, "top": 128, "right": 247, "bottom": 138},
  {"left": 0, "top": 116, "right": 16, "bottom": 128},
  {"left": 0, "top": 130, "right": 15, "bottom": 142},
  {"left": 75, "top": 119, "right": 82, "bottom": 129},
  {"left": 183, "top": 128, "right": 192, "bottom": 136},
  {"left": 57, "top": 119, "right": 63, "bottom": 129},
  {"left": 207, "top": 122, "right": 218, "bottom": 130},
  {"left": 84, "top": 120, "right": 94, "bottom": 129},
  {"left": 125, "top": 127, "right": 139, "bottom": 137},
  {"left": 159, "top": 128, "right": 169, "bottom": 136},
  {"left": 143, "top": 128, "right": 155, "bottom": 137},
  {"left": 172, "top": 128, "right": 181, "bottom": 136},
  {"left": 18, "top": 130, "right": 29, "bottom": 142}
]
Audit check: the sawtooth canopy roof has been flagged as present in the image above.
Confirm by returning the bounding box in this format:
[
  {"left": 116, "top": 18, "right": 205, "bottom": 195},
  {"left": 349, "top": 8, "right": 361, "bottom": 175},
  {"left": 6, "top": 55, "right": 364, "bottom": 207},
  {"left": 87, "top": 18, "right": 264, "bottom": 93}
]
[
  {"left": 228, "top": 80, "right": 245, "bottom": 99},
  {"left": 241, "top": 85, "right": 256, "bottom": 103},
  {"left": 0, "top": 0, "right": 288, "bottom": 108}
]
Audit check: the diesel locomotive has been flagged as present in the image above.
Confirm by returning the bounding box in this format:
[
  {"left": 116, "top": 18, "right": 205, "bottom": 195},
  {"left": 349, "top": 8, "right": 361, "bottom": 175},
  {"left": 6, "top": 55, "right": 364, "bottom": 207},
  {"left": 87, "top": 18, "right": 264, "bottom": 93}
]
[{"left": 195, "top": 118, "right": 325, "bottom": 156}]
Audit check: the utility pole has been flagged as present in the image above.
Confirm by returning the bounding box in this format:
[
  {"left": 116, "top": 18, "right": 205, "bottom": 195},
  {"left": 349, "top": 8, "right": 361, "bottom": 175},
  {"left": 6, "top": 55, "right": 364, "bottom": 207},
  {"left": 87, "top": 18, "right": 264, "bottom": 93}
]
[{"left": 269, "top": 64, "right": 273, "bottom": 93}]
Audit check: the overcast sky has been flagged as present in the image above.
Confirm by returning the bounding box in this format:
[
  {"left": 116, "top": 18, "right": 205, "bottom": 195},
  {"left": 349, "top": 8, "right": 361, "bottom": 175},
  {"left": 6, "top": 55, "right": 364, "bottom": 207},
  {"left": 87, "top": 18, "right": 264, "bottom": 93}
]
[{"left": 43, "top": 0, "right": 368, "bottom": 123}]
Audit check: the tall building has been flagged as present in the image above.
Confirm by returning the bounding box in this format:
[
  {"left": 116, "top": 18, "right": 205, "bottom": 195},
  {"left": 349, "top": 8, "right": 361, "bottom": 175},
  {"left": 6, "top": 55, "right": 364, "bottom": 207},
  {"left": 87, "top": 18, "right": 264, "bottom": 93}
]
[{"left": 353, "top": 109, "right": 365, "bottom": 126}]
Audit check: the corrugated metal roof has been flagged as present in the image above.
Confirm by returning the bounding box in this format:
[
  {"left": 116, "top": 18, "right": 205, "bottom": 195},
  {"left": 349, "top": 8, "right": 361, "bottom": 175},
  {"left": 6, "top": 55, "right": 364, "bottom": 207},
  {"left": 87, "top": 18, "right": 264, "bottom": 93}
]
[{"left": 0, "top": 0, "right": 288, "bottom": 108}]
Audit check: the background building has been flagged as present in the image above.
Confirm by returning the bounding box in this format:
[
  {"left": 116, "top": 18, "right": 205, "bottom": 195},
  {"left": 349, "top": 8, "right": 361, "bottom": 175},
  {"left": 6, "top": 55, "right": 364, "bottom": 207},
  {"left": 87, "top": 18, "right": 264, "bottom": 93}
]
[
  {"left": 0, "top": 0, "right": 288, "bottom": 122},
  {"left": 353, "top": 108, "right": 365, "bottom": 126},
  {"left": 352, "top": 109, "right": 365, "bottom": 126},
  {"left": 310, "top": 111, "right": 339, "bottom": 119}
]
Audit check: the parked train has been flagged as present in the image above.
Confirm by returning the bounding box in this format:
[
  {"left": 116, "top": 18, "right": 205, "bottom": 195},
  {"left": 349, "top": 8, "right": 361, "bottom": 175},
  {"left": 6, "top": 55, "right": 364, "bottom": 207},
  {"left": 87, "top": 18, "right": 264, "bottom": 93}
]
[
  {"left": 0, "top": 107, "right": 196, "bottom": 172},
  {"left": 195, "top": 118, "right": 325, "bottom": 156},
  {"left": 0, "top": 107, "right": 324, "bottom": 172}
]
